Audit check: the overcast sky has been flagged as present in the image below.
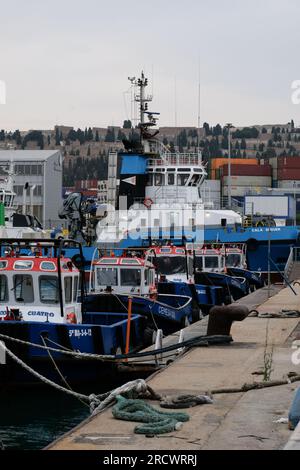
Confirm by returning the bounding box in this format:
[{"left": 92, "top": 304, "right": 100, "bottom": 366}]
[{"left": 1, "top": 0, "right": 300, "bottom": 130}]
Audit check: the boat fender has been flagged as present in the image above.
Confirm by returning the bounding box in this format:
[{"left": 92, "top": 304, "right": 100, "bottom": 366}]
[{"left": 66, "top": 312, "right": 77, "bottom": 324}]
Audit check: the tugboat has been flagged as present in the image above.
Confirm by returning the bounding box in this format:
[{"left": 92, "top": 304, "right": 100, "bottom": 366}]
[
  {"left": 60, "top": 72, "right": 300, "bottom": 278},
  {"left": 146, "top": 245, "right": 224, "bottom": 316},
  {"left": 0, "top": 239, "right": 144, "bottom": 387},
  {"left": 85, "top": 251, "right": 193, "bottom": 338},
  {"left": 191, "top": 243, "right": 265, "bottom": 301}
]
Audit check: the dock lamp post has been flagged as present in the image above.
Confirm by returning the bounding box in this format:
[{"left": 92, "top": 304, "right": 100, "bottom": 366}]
[{"left": 226, "top": 123, "right": 234, "bottom": 209}]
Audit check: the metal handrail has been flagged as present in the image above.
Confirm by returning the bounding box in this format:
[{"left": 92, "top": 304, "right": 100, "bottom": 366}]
[
  {"left": 147, "top": 153, "right": 203, "bottom": 167},
  {"left": 269, "top": 255, "right": 297, "bottom": 295}
]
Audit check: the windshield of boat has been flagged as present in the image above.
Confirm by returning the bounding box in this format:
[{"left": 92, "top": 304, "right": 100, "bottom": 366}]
[
  {"left": 155, "top": 256, "right": 187, "bottom": 276},
  {"left": 39, "top": 276, "right": 59, "bottom": 304},
  {"left": 204, "top": 256, "right": 219, "bottom": 269},
  {"left": 96, "top": 267, "right": 118, "bottom": 286},
  {"left": 120, "top": 268, "right": 141, "bottom": 287},
  {"left": 225, "top": 254, "right": 242, "bottom": 268}
]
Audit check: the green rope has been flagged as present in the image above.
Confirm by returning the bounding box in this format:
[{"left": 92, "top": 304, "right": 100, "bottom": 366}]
[{"left": 112, "top": 395, "right": 189, "bottom": 435}]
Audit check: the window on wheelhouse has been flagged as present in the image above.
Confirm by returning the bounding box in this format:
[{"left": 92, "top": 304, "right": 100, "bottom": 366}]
[
  {"left": 4, "top": 194, "right": 12, "bottom": 207},
  {"left": 156, "top": 256, "right": 186, "bottom": 275},
  {"left": 39, "top": 276, "right": 59, "bottom": 304},
  {"left": 0, "top": 275, "right": 8, "bottom": 302},
  {"left": 225, "top": 254, "right": 242, "bottom": 268},
  {"left": 147, "top": 174, "right": 153, "bottom": 186},
  {"left": 154, "top": 173, "right": 164, "bottom": 186},
  {"left": 168, "top": 173, "right": 175, "bottom": 185},
  {"left": 177, "top": 174, "right": 190, "bottom": 186},
  {"left": 204, "top": 256, "right": 219, "bottom": 270},
  {"left": 73, "top": 276, "right": 79, "bottom": 301},
  {"left": 145, "top": 268, "right": 155, "bottom": 285},
  {"left": 64, "top": 277, "right": 72, "bottom": 303},
  {"left": 96, "top": 268, "right": 118, "bottom": 287},
  {"left": 13, "top": 274, "right": 34, "bottom": 302},
  {"left": 195, "top": 256, "right": 203, "bottom": 271},
  {"left": 120, "top": 268, "right": 141, "bottom": 287}
]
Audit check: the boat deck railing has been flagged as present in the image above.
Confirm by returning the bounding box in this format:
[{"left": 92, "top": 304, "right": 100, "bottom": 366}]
[{"left": 147, "top": 153, "right": 204, "bottom": 168}]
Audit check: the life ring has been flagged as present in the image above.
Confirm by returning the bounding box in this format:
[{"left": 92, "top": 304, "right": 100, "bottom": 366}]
[{"left": 143, "top": 197, "right": 153, "bottom": 208}]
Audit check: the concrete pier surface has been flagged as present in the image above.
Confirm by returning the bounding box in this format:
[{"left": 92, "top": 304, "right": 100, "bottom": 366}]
[{"left": 48, "top": 284, "right": 300, "bottom": 451}]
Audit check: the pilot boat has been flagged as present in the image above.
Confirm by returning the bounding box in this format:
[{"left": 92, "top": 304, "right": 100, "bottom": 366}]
[
  {"left": 0, "top": 239, "right": 144, "bottom": 387},
  {"left": 146, "top": 245, "right": 224, "bottom": 316},
  {"left": 85, "top": 251, "right": 193, "bottom": 338}
]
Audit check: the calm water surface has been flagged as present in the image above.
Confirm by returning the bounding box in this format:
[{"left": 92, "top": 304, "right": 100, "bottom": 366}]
[{"left": 0, "top": 380, "right": 124, "bottom": 450}]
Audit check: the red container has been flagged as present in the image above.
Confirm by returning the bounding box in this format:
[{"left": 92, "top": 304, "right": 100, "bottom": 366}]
[
  {"left": 222, "top": 164, "right": 272, "bottom": 177},
  {"left": 278, "top": 156, "right": 300, "bottom": 169},
  {"left": 278, "top": 168, "right": 300, "bottom": 180}
]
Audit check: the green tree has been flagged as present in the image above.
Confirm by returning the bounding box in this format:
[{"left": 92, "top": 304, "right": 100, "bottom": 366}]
[{"left": 123, "top": 120, "right": 132, "bottom": 129}]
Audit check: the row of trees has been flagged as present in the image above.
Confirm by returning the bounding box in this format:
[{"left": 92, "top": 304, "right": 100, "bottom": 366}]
[{"left": 63, "top": 156, "right": 108, "bottom": 186}]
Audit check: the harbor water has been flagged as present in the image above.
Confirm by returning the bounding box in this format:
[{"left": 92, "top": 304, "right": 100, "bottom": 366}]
[{"left": 0, "top": 378, "right": 130, "bottom": 450}]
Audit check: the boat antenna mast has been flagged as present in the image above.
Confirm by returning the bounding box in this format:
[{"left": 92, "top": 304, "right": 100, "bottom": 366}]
[{"left": 128, "top": 72, "right": 160, "bottom": 151}]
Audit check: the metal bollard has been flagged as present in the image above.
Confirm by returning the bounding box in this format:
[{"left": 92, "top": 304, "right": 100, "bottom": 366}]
[{"left": 207, "top": 305, "right": 249, "bottom": 337}]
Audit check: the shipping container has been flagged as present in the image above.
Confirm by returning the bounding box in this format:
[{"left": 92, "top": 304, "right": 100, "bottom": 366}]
[
  {"left": 211, "top": 158, "right": 258, "bottom": 170},
  {"left": 222, "top": 186, "right": 269, "bottom": 197},
  {"left": 277, "top": 180, "right": 300, "bottom": 189},
  {"left": 222, "top": 164, "right": 272, "bottom": 177},
  {"left": 210, "top": 158, "right": 258, "bottom": 179},
  {"left": 222, "top": 175, "right": 271, "bottom": 187},
  {"left": 278, "top": 156, "right": 300, "bottom": 169},
  {"left": 244, "top": 195, "right": 295, "bottom": 219},
  {"left": 278, "top": 168, "right": 300, "bottom": 180}
]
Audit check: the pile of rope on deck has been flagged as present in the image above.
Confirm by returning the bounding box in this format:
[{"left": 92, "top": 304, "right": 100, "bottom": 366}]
[{"left": 112, "top": 395, "right": 190, "bottom": 435}]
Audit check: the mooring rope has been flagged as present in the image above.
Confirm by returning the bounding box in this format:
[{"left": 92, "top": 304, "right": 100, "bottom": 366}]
[
  {"left": 0, "top": 339, "right": 157, "bottom": 414},
  {"left": 0, "top": 332, "right": 232, "bottom": 362}
]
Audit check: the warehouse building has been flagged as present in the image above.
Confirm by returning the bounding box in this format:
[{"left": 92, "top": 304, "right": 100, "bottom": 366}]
[{"left": 0, "top": 150, "right": 63, "bottom": 227}]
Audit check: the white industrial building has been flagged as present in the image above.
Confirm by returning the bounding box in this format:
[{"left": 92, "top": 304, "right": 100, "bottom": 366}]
[{"left": 0, "top": 150, "right": 63, "bottom": 227}]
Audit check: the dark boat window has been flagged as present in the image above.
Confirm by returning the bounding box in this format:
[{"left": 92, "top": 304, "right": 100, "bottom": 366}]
[
  {"left": 225, "top": 254, "right": 241, "bottom": 267},
  {"left": 39, "top": 276, "right": 59, "bottom": 304},
  {"left": 120, "top": 268, "right": 141, "bottom": 287},
  {"left": 0, "top": 275, "right": 8, "bottom": 302},
  {"left": 195, "top": 256, "right": 203, "bottom": 271},
  {"left": 147, "top": 174, "right": 153, "bottom": 186},
  {"left": 204, "top": 256, "right": 219, "bottom": 269},
  {"left": 13, "top": 274, "right": 34, "bottom": 302},
  {"left": 154, "top": 173, "right": 164, "bottom": 186},
  {"left": 168, "top": 173, "right": 175, "bottom": 185},
  {"left": 177, "top": 174, "right": 190, "bottom": 186},
  {"left": 96, "top": 268, "right": 118, "bottom": 286},
  {"left": 156, "top": 256, "right": 186, "bottom": 275},
  {"left": 64, "top": 277, "right": 72, "bottom": 303}
]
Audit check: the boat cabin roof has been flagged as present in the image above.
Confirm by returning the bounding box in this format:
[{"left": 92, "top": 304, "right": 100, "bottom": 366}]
[
  {"left": 93, "top": 257, "right": 154, "bottom": 268},
  {"left": 147, "top": 246, "right": 186, "bottom": 256},
  {"left": 0, "top": 256, "right": 79, "bottom": 273},
  {"left": 194, "top": 247, "right": 243, "bottom": 255}
]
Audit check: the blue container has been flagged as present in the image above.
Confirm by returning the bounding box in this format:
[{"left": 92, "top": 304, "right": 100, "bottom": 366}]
[{"left": 289, "top": 388, "right": 300, "bottom": 430}]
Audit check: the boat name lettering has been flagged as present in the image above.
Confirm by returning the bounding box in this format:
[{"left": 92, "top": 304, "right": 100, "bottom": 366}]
[
  {"left": 69, "top": 328, "right": 92, "bottom": 338},
  {"left": 27, "top": 311, "right": 55, "bottom": 317},
  {"left": 158, "top": 306, "right": 175, "bottom": 319},
  {"left": 251, "top": 228, "right": 281, "bottom": 233}
]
